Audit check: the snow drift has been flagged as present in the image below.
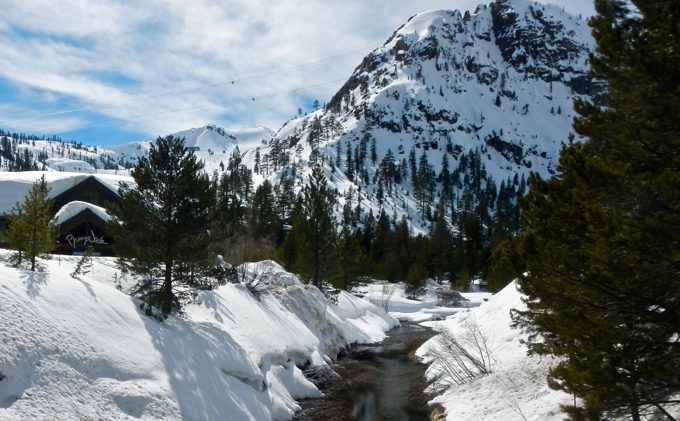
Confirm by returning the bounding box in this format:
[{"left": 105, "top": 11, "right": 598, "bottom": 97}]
[{"left": 0, "top": 253, "right": 396, "bottom": 421}]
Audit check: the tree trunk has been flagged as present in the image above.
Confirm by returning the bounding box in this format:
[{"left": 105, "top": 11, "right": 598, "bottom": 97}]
[
  {"left": 162, "top": 259, "right": 173, "bottom": 314},
  {"left": 313, "top": 228, "right": 320, "bottom": 288},
  {"left": 30, "top": 224, "right": 36, "bottom": 271},
  {"left": 631, "top": 405, "right": 641, "bottom": 421}
]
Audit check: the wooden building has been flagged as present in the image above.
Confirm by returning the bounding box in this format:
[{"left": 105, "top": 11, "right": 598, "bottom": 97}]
[{"left": 0, "top": 172, "right": 130, "bottom": 256}]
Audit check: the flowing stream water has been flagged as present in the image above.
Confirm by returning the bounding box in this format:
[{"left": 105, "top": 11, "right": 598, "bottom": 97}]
[{"left": 294, "top": 323, "right": 438, "bottom": 421}]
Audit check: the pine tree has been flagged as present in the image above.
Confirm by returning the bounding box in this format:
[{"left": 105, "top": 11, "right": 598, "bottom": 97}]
[
  {"left": 299, "top": 167, "right": 336, "bottom": 287},
  {"left": 278, "top": 197, "right": 305, "bottom": 271},
  {"left": 513, "top": 1, "right": 680, "bottom": 419},
  {"left": 70, "top": 246, "right": 93, "bottom": 278},
  {"left": 107, "top": 135, "right": 217, "bottom": 314},
  {"left": 428, "top": 204, "right": 453, "bottom": 283},
  {"left": 7, "top": 175, "right": 58, "bottom": 271},
  {"left": 249, "top": 180, "right": 280, "bottom": 241},
  {"left": 405, "top": 262, "right": 427, "bottom": 299},
  {"left": 414, "top": 152, "right": 435, "bottom": 216},
  {"left": 370, "top": 138, "right": 377, "bottom": 165},
  {"left": 332, "top": 227, "right": 367, "bottom": 291}
]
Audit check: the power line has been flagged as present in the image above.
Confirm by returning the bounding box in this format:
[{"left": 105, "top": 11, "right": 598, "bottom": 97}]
[
  {"left": 0, "top": 44, "right": 375, "bottom": 127},
  {"left": 0, "top": 16, "right": 447, "bottom": 137},
  {"left": 31, "top": 77, "right": 348, "bottom": 136}
]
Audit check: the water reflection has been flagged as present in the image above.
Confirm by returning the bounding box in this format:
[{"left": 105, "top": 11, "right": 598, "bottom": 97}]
[{"left": 295, "top": 324, "right": 434, "bottom": 421}]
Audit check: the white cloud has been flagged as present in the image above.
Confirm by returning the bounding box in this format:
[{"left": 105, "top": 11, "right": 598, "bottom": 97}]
[{"left": 0, "top": 0, "right": 595, "bottom": 141}]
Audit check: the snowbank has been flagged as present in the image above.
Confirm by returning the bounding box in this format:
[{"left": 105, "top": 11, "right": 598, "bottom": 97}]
[
  {"left": 0, "top": 253, "right": 396, "bottom": 421},
  {"left": 417, "top": 281, "right": 572, "bottom": 421}
]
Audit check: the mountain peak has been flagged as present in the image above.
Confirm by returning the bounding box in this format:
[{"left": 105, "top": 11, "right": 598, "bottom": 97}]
[{"left": 265, "top": 0, "right": 600, "bottom": 231}]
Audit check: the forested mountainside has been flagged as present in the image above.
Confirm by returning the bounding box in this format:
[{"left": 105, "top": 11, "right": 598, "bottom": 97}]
[{"left": 256, "top": 0, "right": 598, "bottom": 232}]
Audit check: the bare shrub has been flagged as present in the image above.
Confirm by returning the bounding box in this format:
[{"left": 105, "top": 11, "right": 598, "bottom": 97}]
[
  {"left": 427, "top": 320, "right": 495, "bottom": 388},
  {"left": 238, "top": 262, "right": 267, "bottom": 300},
  {"left": 369, "top": 283, "right": 396, "bottom": 311},
  {"left": 220, "top": 234, "right": 276, "bottom": 266}
]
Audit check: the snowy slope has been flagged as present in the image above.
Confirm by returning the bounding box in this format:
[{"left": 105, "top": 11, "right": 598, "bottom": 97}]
[
  {"left": 0, "top": 136, "right": 123, "bottom": 173},
  {"left": 0, "top": 253, "right": 396, "bottom": 421},
  {"left": 102, "top": 124, "right": 274, "bottom": 173},
  {"left": 237, "top": 0, "right": 599, "bottom": 232},
  {"left": 417, "top": 281, "right": 570, "bottom": 421}
]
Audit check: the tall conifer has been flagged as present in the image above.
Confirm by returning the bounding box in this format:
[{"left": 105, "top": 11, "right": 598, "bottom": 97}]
[
  {"left": 513, "top": 1, "right": 680, "bottom": 419},
  {"left": 107, "top": 135, "right": 216, "bottom": 314},
  {"left": 7, "top": 175, "right": 58, "bottom": 271}
]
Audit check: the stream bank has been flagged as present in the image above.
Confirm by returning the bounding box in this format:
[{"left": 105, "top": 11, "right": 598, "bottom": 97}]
[{"left": 294, "top": 323, "right": 440, "bottom": 421}]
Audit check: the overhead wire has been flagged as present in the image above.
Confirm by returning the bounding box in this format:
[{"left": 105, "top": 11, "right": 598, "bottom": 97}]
[
  {"left": 31, "top": 77, "right": 348, "bottom": 136},
  {"left": 1, "top": 15, "right": 444, "bottom": 136},
  {"left": 0, "top": 44, "right": 376, "bottom": 128}
]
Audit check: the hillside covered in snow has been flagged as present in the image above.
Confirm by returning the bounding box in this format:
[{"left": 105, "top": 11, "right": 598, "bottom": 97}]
[{"left": 250, "top": 0, "right": 598, "bottom": 230}]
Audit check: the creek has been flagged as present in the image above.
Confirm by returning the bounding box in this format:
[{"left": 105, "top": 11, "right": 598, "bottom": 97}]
[{"left": 294, "top": 323, "right": 438, "bottom": 421}]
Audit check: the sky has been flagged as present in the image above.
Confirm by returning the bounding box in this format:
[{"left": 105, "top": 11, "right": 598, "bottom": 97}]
[{"left": 0, "top": 0, "right": 595, "bottom": 145}]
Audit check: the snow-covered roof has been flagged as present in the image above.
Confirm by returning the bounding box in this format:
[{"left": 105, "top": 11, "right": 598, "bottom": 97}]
[
  {"left": 52, "top": 201, "right": 111, "bottom": 225},
  {"left": 0, "top": 171, "right": 133, "bottom": 215}
]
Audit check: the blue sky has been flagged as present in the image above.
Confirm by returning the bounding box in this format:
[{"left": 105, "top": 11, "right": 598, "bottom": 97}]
[{"left": 0, "top": 0, "right": 595, "bottom": 146}]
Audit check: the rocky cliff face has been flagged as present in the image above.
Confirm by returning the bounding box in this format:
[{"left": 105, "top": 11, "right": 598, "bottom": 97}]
[{"left": 251, "top": 0, "right": 599, "bottom": 230}]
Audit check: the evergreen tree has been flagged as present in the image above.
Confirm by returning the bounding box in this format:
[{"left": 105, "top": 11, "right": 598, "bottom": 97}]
[
  {"left": 7, "top": 175, "right": 58, "bottom": 271},
  {"left": 215, "top": 148, "right": 254, "bottom": 235},
  {"left": 107, "top": 135, "right": 216, "bottom": 314},
  {"left": 335, "top": 141, "right": 342, "bottom": 168},
  {"left": 428, "top": 204, "right": 453, "bottom": 283},
  {"left": 370, "top": 210, "right": 393, "bottom": 279},
  {"left": 275, "top": 174, "right": 296, "bottom": 223},
  {"left": 332, "top": 227, "right": 367, "bottom": 291},
  {"left": 249, "top": 180, "right": 280, "bottom": 241},
  {"left": 459, "top": 208, "right": 485, "bottom": 287},
  {"left": 299, "top": 167, "right": 336, "bottom": 287},
  {"left": 278, "top": 197, "right": 305, "bottom": 271},
  {"left": 370, "top": 138, "right": 377, "bottom": 165},
  {"left": 307, "top": 117, "right": 323, "bottom": 165},
  {"left": 390, "top": 216, "right": 413, "bottom": 283},
  {"left": 513, "top": 1, "right": 680, "bottom": 419},
  {"left": 345, "top": 140, "right": 354, "bottom": 181},
  {"left": 414, "top": 152, "right": 435, "bottom": 216},
  {"left": 405, "top": 261, "right": 427, "bottom": 299},
  {"left": 70, "top": 246, "right": 93, "bottom": 278}
]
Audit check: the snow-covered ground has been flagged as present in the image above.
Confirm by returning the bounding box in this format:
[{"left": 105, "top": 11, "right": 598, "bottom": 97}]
[
  {"left": 0, "top": 252, "right": 396, "bottom": 421},
  {"left": 0, "top": 246, "right": 584, "bottom": 421},
  {"left": 356, "top": 280, "right": 491, "bottom": 323},
  {"left": 417, "top": 281, "right": 571, "bottom": 421}
]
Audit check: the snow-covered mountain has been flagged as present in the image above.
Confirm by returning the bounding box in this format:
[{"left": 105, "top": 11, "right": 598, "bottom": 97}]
[
  {"left": 0, "top": 0, "right": 599, "bottom": 232},
  {"left": 0, "top": 125, "right": 274, "bottom": 174},
  {"left": 248, "top": 0, "right": 598, "bottom": 230},
  {"left": 306, "top": 0, "right": 594, "bottom": 179},
  {"left": 105, "top": 124, "right": 274, "bottom": 171}
]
